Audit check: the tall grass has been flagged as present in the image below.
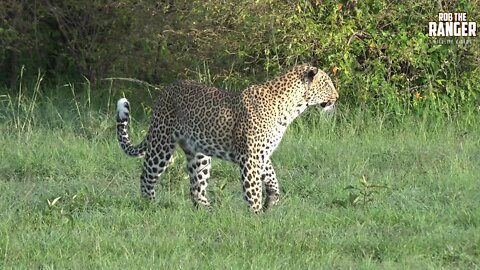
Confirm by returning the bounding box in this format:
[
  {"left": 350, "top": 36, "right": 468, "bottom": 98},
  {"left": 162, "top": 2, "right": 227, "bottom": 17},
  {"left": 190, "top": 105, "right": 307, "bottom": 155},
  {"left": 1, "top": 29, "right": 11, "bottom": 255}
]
[{"left": 0, "top": 75, "right": 479, "bottom": 269}]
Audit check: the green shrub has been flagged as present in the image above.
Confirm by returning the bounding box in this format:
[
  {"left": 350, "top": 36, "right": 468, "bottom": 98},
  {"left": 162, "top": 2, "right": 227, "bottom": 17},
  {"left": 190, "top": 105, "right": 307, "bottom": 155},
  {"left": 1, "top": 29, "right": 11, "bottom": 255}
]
[{"left": 0, "top": 0, "right": 478, "bottom": 115}]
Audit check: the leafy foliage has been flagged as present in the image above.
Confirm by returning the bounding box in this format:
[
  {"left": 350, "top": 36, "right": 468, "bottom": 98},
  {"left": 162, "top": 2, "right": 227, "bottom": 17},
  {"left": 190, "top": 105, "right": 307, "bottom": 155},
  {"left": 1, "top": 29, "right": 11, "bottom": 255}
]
[
  {"left": 0, "top": 0, "right": 478, "bottom": 114},
  {"left": 332, "top": 175, "right": 389, "bottom": 208}
]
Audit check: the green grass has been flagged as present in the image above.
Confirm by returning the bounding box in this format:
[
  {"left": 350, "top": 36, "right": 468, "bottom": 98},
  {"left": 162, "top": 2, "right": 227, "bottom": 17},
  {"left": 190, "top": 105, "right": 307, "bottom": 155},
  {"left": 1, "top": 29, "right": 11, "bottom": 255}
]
[{"left": 0, "top": 87, "right": 479, "bottom": 269}]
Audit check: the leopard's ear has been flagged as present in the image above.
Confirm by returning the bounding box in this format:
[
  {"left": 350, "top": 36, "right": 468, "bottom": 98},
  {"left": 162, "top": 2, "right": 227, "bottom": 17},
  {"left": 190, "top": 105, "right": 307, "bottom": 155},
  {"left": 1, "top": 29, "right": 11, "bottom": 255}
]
[{"left": 305, "top": 67, "right": 318, "bottom": 82}]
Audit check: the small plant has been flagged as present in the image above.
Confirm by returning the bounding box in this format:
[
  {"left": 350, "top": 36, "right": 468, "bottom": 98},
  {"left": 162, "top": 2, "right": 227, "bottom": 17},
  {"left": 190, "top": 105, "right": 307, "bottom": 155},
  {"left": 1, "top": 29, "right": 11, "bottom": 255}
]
[
  {"left": 47, "top": 196, "right": 62, "bottom": 208},
  {"left": 212, "top": 179, "right": 229, "bottom": 207},
  {"left": 45, "top": 195, "right": 76, "bottom": 225},
  {"left": 332, "top": 176, "right": 389, "bottom": 208}
]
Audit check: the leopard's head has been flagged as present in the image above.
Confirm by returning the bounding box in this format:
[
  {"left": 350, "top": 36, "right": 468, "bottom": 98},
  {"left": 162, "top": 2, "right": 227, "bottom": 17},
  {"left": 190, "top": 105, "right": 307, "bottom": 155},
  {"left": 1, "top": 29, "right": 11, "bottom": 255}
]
[{"left": 299, "top": 65, "right": 338, "bottom": 111}]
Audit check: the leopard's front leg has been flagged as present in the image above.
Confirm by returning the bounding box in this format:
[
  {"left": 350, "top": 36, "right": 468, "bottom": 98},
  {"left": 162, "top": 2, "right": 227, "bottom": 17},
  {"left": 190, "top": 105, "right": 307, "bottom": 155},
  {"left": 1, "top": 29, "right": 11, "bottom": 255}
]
[
  {"left": 239, "top": 157, "right": 263, "bottom": 213},
  {"left": 262, "top": 159, "right": 280, "bottom": 209}
]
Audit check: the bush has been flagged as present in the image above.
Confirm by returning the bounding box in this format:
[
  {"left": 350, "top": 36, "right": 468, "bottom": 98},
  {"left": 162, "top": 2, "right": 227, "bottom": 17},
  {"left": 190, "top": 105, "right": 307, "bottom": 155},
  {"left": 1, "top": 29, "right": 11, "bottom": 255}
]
[{"left": 0, "top": 0, "right": 478, "bottom": 114}]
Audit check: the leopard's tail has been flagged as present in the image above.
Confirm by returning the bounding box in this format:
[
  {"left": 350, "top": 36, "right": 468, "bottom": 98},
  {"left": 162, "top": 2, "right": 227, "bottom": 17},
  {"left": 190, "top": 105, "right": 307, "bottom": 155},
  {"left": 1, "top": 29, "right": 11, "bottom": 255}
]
[{"left": 116, "top": 98, "right": 148, "bottom": 157}]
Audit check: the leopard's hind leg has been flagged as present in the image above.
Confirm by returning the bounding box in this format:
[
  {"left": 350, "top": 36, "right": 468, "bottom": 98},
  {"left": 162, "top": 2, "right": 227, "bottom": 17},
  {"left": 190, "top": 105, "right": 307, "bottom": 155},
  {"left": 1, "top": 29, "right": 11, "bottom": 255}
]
[
  {"left": 140, "top": 124, "right": 177, "bottom": 199},
  {"left": 183, "top": 150, "right": 212, "bottom": 208}
]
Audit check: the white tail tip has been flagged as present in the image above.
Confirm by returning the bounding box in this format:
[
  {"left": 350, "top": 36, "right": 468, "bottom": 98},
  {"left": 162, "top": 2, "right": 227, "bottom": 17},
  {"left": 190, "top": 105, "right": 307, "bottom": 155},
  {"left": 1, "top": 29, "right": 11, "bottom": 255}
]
[{"left": 117, "top": 98, "right": 130, "bottom": 121}]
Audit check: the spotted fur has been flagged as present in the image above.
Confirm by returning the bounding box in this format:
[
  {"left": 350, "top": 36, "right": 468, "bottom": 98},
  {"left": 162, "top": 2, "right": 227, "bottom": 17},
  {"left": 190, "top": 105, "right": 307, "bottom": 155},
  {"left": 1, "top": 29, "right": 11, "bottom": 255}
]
[{"left": 116, "top": 64, "right": 338, "bottom": 213}]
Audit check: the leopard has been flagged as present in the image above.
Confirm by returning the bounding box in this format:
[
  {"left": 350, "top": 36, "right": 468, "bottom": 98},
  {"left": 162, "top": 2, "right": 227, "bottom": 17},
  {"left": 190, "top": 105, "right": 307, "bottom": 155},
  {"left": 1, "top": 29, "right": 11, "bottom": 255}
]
[{"left": 116, "top": 64, "right": 338, "bottom": 213}]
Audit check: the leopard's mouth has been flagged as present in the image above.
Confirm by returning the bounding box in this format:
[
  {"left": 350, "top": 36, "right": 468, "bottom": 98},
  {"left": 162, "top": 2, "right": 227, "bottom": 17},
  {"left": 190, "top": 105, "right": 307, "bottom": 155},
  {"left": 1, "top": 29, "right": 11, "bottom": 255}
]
[
  {"left": 319, "top": 101, "right": 332, "bottom": 108},
  {"left": 319, "top": 101, "right": 335, "bottom": 111}
]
